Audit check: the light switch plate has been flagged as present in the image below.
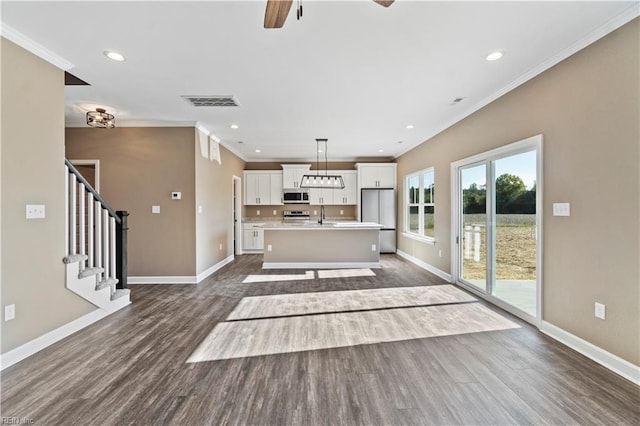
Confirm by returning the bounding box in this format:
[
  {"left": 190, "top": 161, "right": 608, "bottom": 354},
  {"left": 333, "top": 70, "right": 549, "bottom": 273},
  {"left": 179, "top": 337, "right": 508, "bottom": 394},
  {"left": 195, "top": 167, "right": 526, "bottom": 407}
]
[
  {"left": 152, "top": 205, "right": 161, "bottom": 214},
  {"left": 5, "top": 304, "right": 15, "bottom": 321},
  {"left": 371, "top": 244, "right": 377, "bottom": 252},
  {"left": 26, "top": 204, "right": 46, "bottom": 219},
  {"left": 595, "top": 302, "right": 606, "bottom": 320},
  {"left": 553, "top": 203, "right": 570, "bottom": 217},
  {"left": 171, "top": 192, "right": 181, "bottom": 200}
]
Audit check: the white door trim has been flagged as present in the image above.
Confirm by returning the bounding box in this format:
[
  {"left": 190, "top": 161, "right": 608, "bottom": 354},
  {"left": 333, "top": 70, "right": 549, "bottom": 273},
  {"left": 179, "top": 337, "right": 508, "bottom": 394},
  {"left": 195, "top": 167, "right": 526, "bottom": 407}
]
[{"left": 233, "top": 175, "right": 242, "bottom": 255}]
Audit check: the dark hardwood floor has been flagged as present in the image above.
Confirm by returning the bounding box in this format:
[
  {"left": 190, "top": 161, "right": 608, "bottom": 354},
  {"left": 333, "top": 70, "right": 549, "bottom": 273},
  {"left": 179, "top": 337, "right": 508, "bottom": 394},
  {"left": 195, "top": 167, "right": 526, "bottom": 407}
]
[{"left": 1, "top": 255, "right": 638, "bottom": 425}]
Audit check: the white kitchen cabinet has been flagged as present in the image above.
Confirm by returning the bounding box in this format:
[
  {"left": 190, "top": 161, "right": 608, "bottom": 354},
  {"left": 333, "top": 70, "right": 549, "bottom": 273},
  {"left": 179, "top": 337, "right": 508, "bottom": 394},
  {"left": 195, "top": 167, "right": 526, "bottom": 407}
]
[
  {"left": 356, "top": 163, "right": 397, "bottom": 189},
  {"left": 244, "top": 171, "right": 282, "bottom": 205},
  {"left": 309, "top": 187, "right": 333, "bottom": 205},
  {"left": 281, "top": 165, "right": 311, "bottom": 189},
  {"left": 333, "top": 171, "right": 357, "bottom": 205},
  {"left": 243, "top": 223, "right": 264, "bottom": 251},
  {"left": 309, "top": 171, "right": 356, "bottom": 205},
  {"left": 269, "top": 172, "right": 283, "bottom": 205}
]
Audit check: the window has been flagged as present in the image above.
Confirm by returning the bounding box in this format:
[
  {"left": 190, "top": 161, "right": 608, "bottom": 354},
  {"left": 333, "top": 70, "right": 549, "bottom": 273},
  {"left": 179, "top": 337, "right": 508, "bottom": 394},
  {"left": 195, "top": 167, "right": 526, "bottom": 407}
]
[{"left": 405, "top": 168, "right": 435, "bottom": 240}]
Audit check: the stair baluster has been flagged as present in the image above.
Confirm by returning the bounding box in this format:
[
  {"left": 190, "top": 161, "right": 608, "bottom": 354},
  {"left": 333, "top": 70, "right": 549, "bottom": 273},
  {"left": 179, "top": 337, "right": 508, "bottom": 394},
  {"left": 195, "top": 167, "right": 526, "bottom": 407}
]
[{"left": 63, "top": 159, "right": 130, "bottom": 309}]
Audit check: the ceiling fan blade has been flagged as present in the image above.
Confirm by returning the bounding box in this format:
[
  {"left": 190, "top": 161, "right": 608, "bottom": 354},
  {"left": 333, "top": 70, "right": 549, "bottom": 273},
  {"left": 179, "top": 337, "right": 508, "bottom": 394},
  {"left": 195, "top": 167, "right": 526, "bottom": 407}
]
[
  {"left": 264, "top": 0, "right": 294, "bottom": 29},
  {"left": 373, "top": 0, "right": 395, "bottom": 7}
]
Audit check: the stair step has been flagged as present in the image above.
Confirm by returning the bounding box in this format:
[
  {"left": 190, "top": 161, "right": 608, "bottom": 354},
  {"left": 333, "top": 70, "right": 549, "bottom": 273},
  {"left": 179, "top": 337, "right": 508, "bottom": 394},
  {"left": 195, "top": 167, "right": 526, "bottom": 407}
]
[
  {"left": 63, "top": 254, "right": 88, "bottom": 264},
  {"left": 111, "top": 289, "right": 130, "bottom": 301},
  {"left": 96, "top": 278, "right": 119, "bottom": 291},
  {"left": 78, "top": 267, "right": 104, "bottom": 279}
]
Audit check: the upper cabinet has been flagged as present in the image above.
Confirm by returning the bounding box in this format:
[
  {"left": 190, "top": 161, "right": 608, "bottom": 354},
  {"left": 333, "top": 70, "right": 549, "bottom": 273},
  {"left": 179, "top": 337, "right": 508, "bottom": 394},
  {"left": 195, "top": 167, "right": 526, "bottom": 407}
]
[
  {"left": 281, "top": 164, "right": 311, "bottom": 189},
  {"left": 356, "top": 163, "right": 397, "bottom": 189},
  {"left": 332, "top": 171, "right": 357, "bottom": 205},
  {"left": 244, "top": 171, "right": 283, "bottom": 205},
  {"left": 309, "top": 170, "right": 357, "bottom": 205}
]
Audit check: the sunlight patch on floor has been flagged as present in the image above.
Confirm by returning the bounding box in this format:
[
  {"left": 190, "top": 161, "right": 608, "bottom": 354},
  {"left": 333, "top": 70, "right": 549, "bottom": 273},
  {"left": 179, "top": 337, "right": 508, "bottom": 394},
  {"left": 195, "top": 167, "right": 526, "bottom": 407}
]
[
  {"left": 317, "top": 268, "right": 375, "bottom": 279},
  {"left": 187, "top": 302, "right": 520, "bottom": 362},
  {"left": 242, "top": 270, "right": 315, "bottom": 283},
  {"left": 227, "top": 285, "right": 476, "bottom": 320}
]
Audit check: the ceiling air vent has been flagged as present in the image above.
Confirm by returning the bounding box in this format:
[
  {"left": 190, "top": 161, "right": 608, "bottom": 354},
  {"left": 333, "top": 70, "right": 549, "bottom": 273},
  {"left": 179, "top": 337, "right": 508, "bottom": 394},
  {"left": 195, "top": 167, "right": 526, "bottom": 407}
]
[{"left": 181, "top": 95, "right": 239, "bottom": 107}]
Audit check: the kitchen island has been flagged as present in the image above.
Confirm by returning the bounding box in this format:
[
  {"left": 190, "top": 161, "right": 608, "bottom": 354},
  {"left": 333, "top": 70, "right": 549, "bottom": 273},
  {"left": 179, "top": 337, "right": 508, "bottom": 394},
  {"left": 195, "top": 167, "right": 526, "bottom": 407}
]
[{"left": 261, "top": 222, "right": 383, "bottom": 269}]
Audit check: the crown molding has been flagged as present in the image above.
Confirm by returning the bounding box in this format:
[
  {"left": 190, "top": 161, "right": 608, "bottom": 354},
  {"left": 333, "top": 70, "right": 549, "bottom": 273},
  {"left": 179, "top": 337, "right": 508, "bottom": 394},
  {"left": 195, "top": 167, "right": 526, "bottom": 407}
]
[
  {"left": 196, "top": 122, "right": 248, "bottom": 162},
  {"left": 0, "top": 22, "right": 74, "bottom": 71},
  {"left": 394, "top": 4, "right": 640, "bottom": 160}
]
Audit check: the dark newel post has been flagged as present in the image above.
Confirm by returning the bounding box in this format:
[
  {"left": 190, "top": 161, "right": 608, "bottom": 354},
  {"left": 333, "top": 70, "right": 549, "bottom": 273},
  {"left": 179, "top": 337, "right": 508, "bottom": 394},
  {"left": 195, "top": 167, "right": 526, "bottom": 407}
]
[{"left": 116, "top": 211, "right": 129, "bottom": 289}]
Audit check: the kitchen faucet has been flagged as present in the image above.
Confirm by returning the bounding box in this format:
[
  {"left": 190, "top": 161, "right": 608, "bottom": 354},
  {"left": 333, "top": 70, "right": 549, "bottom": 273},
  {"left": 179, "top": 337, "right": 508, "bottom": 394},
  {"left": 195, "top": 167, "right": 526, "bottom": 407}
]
[{"left": 319, "top": 205, "right": 326, "bottom": 225}]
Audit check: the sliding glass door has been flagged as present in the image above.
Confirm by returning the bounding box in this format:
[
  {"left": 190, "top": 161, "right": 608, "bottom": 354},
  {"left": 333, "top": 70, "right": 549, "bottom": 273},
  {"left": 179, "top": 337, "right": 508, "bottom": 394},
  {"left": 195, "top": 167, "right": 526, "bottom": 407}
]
[
  {"left": 453, "top": 136, "right": 541, "bottom": 323},
  {"left": 460, "top": 163, "right": 487, "bottom": 292},
  {"left": 493, "top": 151, "right": 537, "bottom": 316}
]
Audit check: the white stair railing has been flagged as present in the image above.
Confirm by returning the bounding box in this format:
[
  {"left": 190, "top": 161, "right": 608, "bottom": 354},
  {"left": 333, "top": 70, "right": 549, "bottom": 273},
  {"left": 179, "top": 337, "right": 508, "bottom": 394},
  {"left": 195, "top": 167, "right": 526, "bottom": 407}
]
[{"left": 64, "top": 160, "right": 128, "bottom": 293}]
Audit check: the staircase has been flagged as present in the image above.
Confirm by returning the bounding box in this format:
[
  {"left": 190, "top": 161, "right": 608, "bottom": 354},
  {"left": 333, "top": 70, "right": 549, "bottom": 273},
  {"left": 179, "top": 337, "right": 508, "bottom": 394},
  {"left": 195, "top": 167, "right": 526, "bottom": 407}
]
[{"left": 63, "top": 160, "right": 131, "bottom": 312}]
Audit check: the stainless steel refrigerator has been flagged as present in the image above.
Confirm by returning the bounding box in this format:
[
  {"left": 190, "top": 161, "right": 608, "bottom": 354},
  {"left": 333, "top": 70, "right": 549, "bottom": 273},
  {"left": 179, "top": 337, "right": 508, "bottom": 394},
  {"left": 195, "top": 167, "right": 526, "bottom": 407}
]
[{"left": 361, "top": 188, "right": 396, "bottom": 253}]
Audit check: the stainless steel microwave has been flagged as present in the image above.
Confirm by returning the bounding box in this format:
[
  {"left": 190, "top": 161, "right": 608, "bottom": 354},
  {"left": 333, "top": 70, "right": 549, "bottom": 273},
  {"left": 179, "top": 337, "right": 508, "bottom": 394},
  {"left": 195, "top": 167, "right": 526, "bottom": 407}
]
[{"left": 283, "top": 190, "right": 309, "bottom": 204}]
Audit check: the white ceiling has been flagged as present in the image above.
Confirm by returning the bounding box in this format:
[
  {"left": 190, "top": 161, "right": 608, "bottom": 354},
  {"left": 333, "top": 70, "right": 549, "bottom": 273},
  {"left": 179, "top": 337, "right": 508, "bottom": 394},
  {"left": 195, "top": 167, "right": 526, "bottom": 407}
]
[{"left": 2, "top": 1, "right": 638, "bottom": 161}]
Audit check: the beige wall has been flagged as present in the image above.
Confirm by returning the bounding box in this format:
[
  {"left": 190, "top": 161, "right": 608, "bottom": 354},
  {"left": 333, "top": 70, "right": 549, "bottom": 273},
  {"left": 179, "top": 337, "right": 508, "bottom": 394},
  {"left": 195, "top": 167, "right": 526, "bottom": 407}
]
[
  {"left": 195, "top": 140, "right": 245, "bottom": 275},
  {"left": 244, "top": 161, "right": 359, "bottom": 170},
  {"left": 66, "top": 127, "right": 197, "bottom": 276},
  {"left": 1, "top": 39, "right": 95, "bottom": 353},
  {"left": 396, "top": 19, "right": 639, "bottom": 365}
]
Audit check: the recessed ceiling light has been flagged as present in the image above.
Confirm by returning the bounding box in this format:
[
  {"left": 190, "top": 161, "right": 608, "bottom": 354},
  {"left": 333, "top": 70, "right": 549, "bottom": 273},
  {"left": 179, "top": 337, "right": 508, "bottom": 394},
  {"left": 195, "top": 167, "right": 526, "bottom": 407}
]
[
  {"left": 398, "top": 141, "right": 404, "bottom": 144},
  {"left": 318, "top": 149, "right": 323, "bottom": 153},
  {"left": 230, "top": 124, "right": 239, "bottom": 129},
  {"left": 486, "top": 51, "right": 504, "bottom": 61},
  {"left": 255, "top": 149, "right": 261, "bottom": 153},
  {"left": 378, "top": 149, "right": 384, "bottom": 153},
  {"left": 405, "top": 124, "right": 414, "bottom": 129},
  {"left": 237, "top": 141, "right": 244, "bottom": 144},
  {"left": 104, "top": 50, "right": 125, "bottom": 62}
]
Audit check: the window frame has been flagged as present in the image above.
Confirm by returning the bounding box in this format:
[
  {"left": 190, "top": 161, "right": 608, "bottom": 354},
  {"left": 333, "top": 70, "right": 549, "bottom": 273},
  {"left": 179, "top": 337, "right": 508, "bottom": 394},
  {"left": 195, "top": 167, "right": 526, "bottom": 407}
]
[{"left": 404, "top": 167, "right": 436, "bottom": 244}]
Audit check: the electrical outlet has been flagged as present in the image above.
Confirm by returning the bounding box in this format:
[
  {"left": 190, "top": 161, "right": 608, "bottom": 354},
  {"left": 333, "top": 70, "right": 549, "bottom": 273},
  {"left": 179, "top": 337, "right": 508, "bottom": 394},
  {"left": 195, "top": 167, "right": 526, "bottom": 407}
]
[
  {"left": 340, "top": 209, "right": 344, "bottom": 215},
  {"left": 267, "top": 244, "right": 273, "bottom": 252},
  {"left": 313, "top": 210, "right": 317, "bottom": 215},
  {"left": 273, "top": 210, "right": 277, "bottom": 215},
  {"left": 439, "top": 250, "right": 442, "bottom": 257},
  {"left": 371, "top": 244, "right": 377, "bottom": 252},
  {"left": 198, "top": 205, "right": 203, "bottom": 214},
  {"left": 219, "top": 243, "right": 223, "bottom": 250},
  {"left": 595, "top": 302, "right": 606, "bottom": 320},
  {"left": 171, "top": 191, "right": 181, "bottom": 200},
  {"left": 5, "top": 304, "right": 15, "bottom": 321},
  {"left": 152, "top": 205, "right": 160, "bottom": 214},
  {"left": 26, "top": 204, "right": 46, "bottom": 219},
  {"left": 256, "top": 210, "right": 260, "bottom": 216}
]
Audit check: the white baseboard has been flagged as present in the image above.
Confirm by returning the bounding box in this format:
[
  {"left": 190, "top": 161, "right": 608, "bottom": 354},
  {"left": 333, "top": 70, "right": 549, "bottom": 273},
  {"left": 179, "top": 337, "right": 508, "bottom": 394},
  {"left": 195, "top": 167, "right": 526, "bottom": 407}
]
[
  {"left": 128, "top": 276, "right": 197, "bottom": 284},
  {"left": 540, "top": 321, "right": 640, "bottom": 386},
  {"left": 128, "top": 255, "right": 235, "bottom": 285},
  {"left": 0, "top": 306, "right": 127, "bottom": 371},
  {"left": 196, "top": 255, "right": 234, "bottom": 283},
  {"left": 262, "top": 262, "right": 381, "bottom": 269},
  {"left": 397, "top": 250, "right": 452, "bottom": 282}
]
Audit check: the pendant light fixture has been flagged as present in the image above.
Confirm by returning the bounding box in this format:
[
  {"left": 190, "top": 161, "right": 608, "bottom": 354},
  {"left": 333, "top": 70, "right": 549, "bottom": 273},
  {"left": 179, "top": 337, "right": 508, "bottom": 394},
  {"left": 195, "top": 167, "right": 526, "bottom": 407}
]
[
  {"left": 86, "top": 108, "right": 115, "bottom": 128},
  {"left": 300, "top": 138, "right": 345, "bottom": 189}
]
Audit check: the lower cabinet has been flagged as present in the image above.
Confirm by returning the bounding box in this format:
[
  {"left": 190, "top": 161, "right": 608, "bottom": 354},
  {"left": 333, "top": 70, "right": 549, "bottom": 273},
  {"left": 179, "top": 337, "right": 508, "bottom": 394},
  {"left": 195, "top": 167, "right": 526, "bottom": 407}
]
[{"left": 243, "top": 223, "right": 264, "bottom": 251}]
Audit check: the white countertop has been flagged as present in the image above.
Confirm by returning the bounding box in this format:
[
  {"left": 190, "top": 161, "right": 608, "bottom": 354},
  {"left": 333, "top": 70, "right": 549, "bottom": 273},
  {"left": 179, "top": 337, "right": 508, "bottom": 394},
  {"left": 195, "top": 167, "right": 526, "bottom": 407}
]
[{"left": 260, "top": 221, "right": 383, "bottom": 230}]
